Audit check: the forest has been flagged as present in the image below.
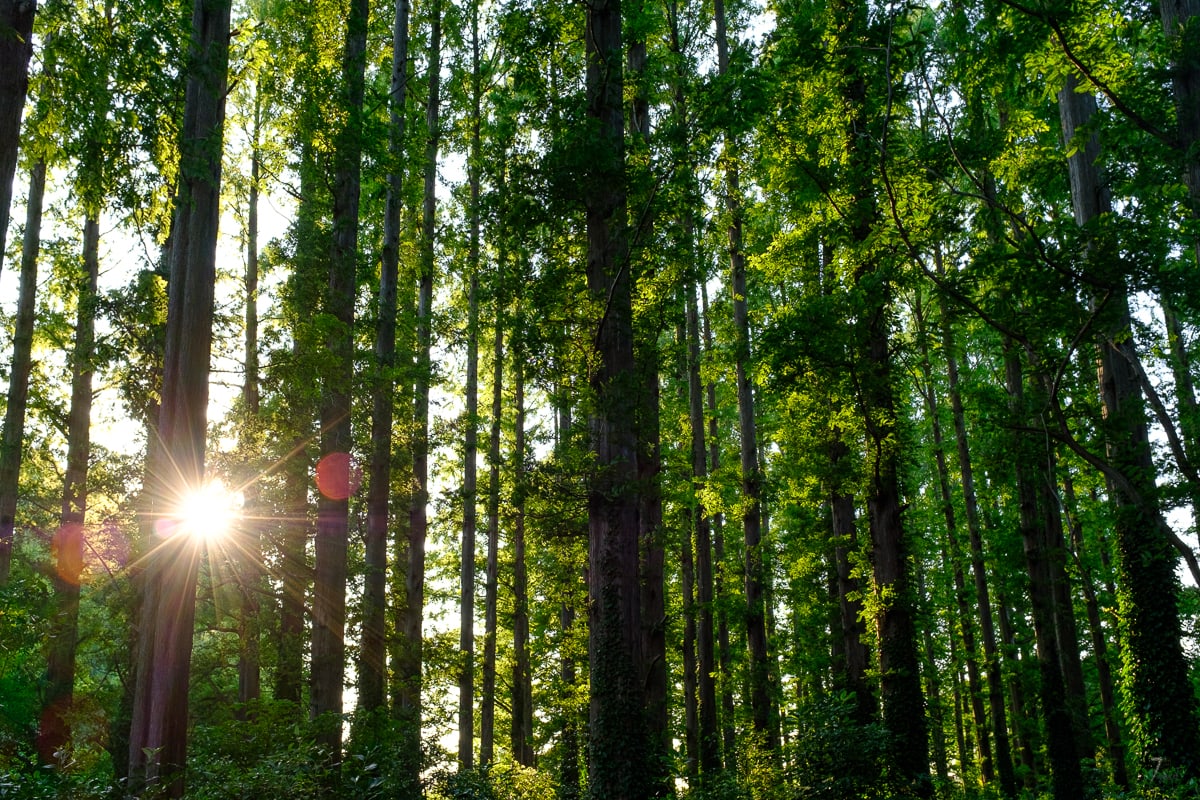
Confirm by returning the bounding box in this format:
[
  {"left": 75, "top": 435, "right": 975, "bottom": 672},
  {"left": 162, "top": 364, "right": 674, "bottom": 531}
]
[{"left": 1, "top": 0, "right": 1200, "bottom": 798}]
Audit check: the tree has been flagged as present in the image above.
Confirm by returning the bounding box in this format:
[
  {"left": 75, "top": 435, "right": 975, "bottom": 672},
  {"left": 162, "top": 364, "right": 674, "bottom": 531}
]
[
  {"left": 127, "top": 0, "right": 231, "bottom": 793},
  {"left": 0, "top": 0, "right": 36, "bottom": 280},
  {"left": 583, "top": 0, "right": 649, "bottom": 795}
]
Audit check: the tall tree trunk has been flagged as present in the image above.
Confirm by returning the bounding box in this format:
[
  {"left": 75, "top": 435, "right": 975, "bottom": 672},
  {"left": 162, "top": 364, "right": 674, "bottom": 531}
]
[
  {"left": 236, "top": 93, "right": 262, "bottom": 718},
  {"left": 996, "top": 591, "right": 1038, "bottom": 790},
  {"left": 1004, "top": 345, "right": 1085, "bottom": 799},
  {"left": 128, "top": 2, "right": 230, "bottom": 793},
  {"left": 914, "top": 298, "right": 992, "bottom": 784},
  {"left": 713, "top": 0, "right": 773, "bottom": 754},
  {"left": 400, "top": 0, "right": 442, "bottom": 768},
  {"left": 940, "top": 312, "right": 1016, "bottom": 797},
  {"left": 702, "top": 284, "right": 737, "bottom": 770},
  {"left": 0, "top": 158, "right": 44, "bottom": 586},
  {"left": 480, "top": 261, "right": 504, "bottom": 765},
  {"left": 1059, "top": 76, "right": 1200, "bottom": 778},
  {"left": 1062, "top": 467, "right": 1129, "bottom": 788},
  {"left": 583, "top": 0, "right": 648, "bottom": 794},
  {"left": 38, "top": 211, "right": 99, "bottom": 763},
  {"left": 831, "top": 3, "right": 929, "bottom": 788},
  {"left": 688, "top": 283, "right": 721, "bottom": 776},
  {"left": 362, "top": 0, "right": 409, "bottom": 717},
  {"left": 626, "top": 6, "right": 668, "bottom": 789},
  {"left": 457, "top": 0, "right": 481, "bottom": 767},
  {"left": 829, "top": 442, "right": 872, "bottom": 722},
  {"left": 311, "top": 0, "right": 369, "bottom": 757},
  {"left": 0, "top": 0, "right": 36, "bottom": 280},
  {"left": 681, "top": 471, "right": 699, "bottom": 781},
  {"left": 511, "top": 340, "right": 534, "bottom": 766}
]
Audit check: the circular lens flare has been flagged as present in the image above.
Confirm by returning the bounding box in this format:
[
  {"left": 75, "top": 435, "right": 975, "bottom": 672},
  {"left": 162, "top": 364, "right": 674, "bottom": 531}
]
[{"left": 176, "top": 480, "right": 242, "bottom": 543}]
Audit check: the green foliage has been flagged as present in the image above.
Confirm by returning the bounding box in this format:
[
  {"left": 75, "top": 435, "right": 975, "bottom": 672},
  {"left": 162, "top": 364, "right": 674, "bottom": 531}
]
[
  {"left": 785, "top": 694, "right": 890, "bottom": 800},
  {"left": 429, "top": 762, "right": 556, "bottom": 800}
]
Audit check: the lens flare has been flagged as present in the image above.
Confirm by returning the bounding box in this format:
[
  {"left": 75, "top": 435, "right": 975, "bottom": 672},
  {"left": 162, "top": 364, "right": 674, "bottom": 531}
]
[{"left": 175, "top": 480, "right": 242, "bottom": 543}]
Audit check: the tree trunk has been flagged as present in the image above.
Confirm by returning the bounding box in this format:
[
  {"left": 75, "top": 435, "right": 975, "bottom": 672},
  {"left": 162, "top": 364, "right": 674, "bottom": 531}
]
[
  {"left": 400, "top": 0, "right": 441, "bottom": 767},
  {"left": 1004, "top": 345, "right": 1085, "bottom": 799},
  {"left": 311, "top": 0, "right": 368, "bottom": 757},
  {"left": 1059, "top": 75, "right": 1200, "bottom": 778},
  {"left": 362, "top": 0, "right": 409, "bottom": 718},
  {"left": 0, "top": 0, "right": 36, "bottom": 279},
  {"left": 702, "top": 284, "right": 737, "bottom": 770},
  {"left": 511, "top": 341, "right": 534, "bottom": 766},
  {"left": 940, "top": 312, "right": 1016, "bottom": 797},
  {"left": 583, "top": 0, "right": 648, "bottom": 794},
  {"left": 480, "top": 260, "right": 504, "bottom": 765},
  {"left": 915, "top": 298, "right": 992, "bottom": 784},
  {"left": 0, "top": 158, "right": 44, "bottom": 586},
  {"left": 457, "top": 0, "right": 481, "bottom": 767},
  {"left": 128, "top": 2, "right": 230, "bottom": 793},
  {"left": 1062, "top": 467, "right": 1129, "bottom": 788},
  {"left": 712, "top": 0, "right": 773, "bottom": 754},
  {"left": 236, "top": 94, "right": 262, "bottom": 718},
  {"left": 38, "top": 211, "right": 99, "bottom": 763}
]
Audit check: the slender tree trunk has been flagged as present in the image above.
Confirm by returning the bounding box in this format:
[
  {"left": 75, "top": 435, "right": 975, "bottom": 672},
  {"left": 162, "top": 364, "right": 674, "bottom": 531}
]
[
  {"left": 915, "top": 299, "right": 992, "bottom": 783},
  {"left": 38, "top": 211, "right": 99, "bottom": 763},
  {"left": 940, "top": 312, "right": 1015, "bottom": 797},
  {"left": 829, "top": 442, "right": 872, "bottom": 722},
  {"left": 511, "top": 342, "right": 534, "bottom": 766},
  {"left": 1062, "top": 467, "right": 1129, "bottom": 788},
  {"left": 0, "top": 0, "right": 36, "bottom": 280},
  {"left": 362, "top": 0, "right": 409, "bottom": 718},
  {"left": 311, "top": 0, "right": 368, "bottom": 757},
  {"left": 919, "top": 570, "right": 950, "bottom": 786},
  {"left": 236, "top": 95, "right": 262, "bottom": 719},
  {"left": 712, "top": 0, "right": 773, "bottom": 754},
  {"left": 0, "top": 158, "right": 44, "bottom": 586},
  {"left": 400, "top": 0, "right": 441, "bottom": 768},
  {"left": 480, "top": 271, "right": 504, "bottom": 766},
  {"left": 457, "top": 0, "right": 481, "bottom": 766},
  {"left": 996, "top": 593, "right": 1038, "bottom": 790},
  {"left": 626, "top": 7, "right": 669, "bottom": 789},
  {"left": 1005, "top": 345, "right": 1085, "bottom": 799},
  {"left": 128, "top": 2, "right": 231, "bottom": 793},
  {"left": 1059, "top": 76, "right": 1200, "bottom": 778},
  {"left": 701, "top": 284, "right": 737, "bottom": 770},
  {"left": 682, "top": 477, "right": 699, "bottom": 780}
]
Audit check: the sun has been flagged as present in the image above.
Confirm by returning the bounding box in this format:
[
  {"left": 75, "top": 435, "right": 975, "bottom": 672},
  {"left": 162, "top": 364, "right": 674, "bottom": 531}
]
[{"left": 175, "top": 480, "right": 243, "bottom": 543}]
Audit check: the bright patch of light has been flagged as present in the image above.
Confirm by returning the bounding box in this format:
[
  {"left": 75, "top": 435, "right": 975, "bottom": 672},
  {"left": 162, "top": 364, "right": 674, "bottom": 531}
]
[{"left": 176, "top": 480, "right": 242, "bottom": 543}]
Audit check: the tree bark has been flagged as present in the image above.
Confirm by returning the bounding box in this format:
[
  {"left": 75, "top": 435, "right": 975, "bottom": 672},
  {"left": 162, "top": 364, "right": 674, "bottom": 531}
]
[
  {"left": 456, "top": 0, "right": 481, "bottom": 767},
  {"left": 38, "top": 211, "right": 99, "bottom": 763},
  {"left": 480, "top": 260, "right": 504, "bottom": 765},
  {"left": 1059, "top": 75, "right": 1200, "bottom": 778},
  {"left": 583, "top": 0, "right": 648, "bottom": 794},
  {"left": 511, "top": 341, "right": 534, "bottom": 766},
  {"left": 940, "top": 312, "right": 1016, "bottom": 797},
  {"left": 311, "top": 0, "right": 368, "bottom": 757},
  {"left": 0, "top": 0, "right": 36, "bottom": 279},
  {"left": 713, "top": 0, "right": 774, "bottom": 754},
  {"left": 0, "top": 158, "right": 44, "bottom": 587},
  {"left": 1004, "top": 345, "right": 1085, "bottom": 799},
  {"left": 400, "top": 0, "right": 441, "bottom": 769},
  {"left": 128, "top": 2, "right": 230, "bottom": 793},
  {"left": 362, "top": 0, "right": 409, "bottom": 717}
]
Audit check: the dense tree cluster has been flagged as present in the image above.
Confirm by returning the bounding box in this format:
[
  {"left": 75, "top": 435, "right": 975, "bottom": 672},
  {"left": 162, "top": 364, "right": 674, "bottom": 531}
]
[{"left": 1, "top": 0, "right": 1200, "bottom": 798}]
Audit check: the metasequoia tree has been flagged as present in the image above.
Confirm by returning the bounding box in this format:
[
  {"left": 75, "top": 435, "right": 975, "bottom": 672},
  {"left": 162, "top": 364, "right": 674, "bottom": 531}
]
[
  {"left": 0, "top": 158, "right": 44, "bottom": 588},
  {"left": 127, "top": 0, "right": 231, "bottom": 794},
  {"left": 399, "top": 0, "right": 442, "bottom": 773},
  {"left": 712, "top": 0, "right": 774, "bottom": 754},
  {"left": 361, "top": 0, "right": 409, "bottom": 717},
  {"left": 0, "top": 0, "right": 36, "bottom": 281},
  {"left": 1058, "top": 72, "right": 1200, "bottom": 778},
  {"left": 310, "top": 0, "right": 369, "bottom": 755},
  {"left": 583, "top": 0, "right": 650, "bottom": 795}
]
